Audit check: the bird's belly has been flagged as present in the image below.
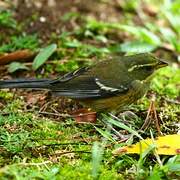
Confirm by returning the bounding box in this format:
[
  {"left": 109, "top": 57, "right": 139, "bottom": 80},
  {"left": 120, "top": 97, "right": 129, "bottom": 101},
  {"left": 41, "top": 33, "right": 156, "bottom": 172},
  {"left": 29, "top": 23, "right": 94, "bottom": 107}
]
[{"left": 81, "top": 82, "right": 148, "bottom": 112}]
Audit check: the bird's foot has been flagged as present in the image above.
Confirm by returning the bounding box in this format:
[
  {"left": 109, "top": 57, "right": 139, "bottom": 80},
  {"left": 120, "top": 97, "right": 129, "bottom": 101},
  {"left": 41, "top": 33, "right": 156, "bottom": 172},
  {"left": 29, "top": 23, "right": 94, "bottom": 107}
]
[
  {"left": 140, "top": 94, "right": 162, "bottom": 135},
  {"left": 117, "top": 111, "right": 139, "bottom": 123},
  {"left": 108, "top": 111, "right": 139, "bottom": 127},
  {"left": 107, "top": 112, "right": 136, "bottom": 141}
]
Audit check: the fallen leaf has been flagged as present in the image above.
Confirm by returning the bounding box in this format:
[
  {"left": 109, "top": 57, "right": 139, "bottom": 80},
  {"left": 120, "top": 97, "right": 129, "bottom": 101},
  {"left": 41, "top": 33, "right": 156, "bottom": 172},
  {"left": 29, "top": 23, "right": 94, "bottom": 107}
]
[
  {"left": 25, "top": 93, "right": 46, "bottom": 106},
  {"left": 0, "top": 49, "right": 35, "bottom": 65},
  {"left": 113, "top": 134, "right": 180, "bottom": 155},
  {"left": 71, "top": 108, "right": 97, "bottom": 123}
]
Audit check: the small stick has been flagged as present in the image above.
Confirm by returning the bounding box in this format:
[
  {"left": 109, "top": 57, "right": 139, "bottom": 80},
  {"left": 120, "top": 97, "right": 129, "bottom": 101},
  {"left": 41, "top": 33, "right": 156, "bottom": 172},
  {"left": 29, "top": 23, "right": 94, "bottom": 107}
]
[{"left": 38, "top": 111, "right": 71, "bottom": 118}]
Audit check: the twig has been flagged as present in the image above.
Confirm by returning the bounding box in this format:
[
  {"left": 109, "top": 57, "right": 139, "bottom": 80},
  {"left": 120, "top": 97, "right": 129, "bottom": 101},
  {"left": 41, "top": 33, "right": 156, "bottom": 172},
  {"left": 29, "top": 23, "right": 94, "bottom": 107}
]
[
  {"left": 164, "top": 97, "right": 180, "bottom": 105},
  {"left": 0, "top": 161, "right": 52, "bottom": 173},
  {"left": 0, "top": 112, "right": 10, "bottom": 116},
  {"left": 39, "top": 110, "right": 98, "bottom": 119},
  {"left": 17, "top": 161, "right": 52, "bottom": 166},
  {"left": 31, "top": 142, "right": 91, "bottom": 148},
  {"left": 39, "top": 101, "right": 51, "bottom": 112},
  {"left": 51, "top": 150, "right": 91, "bottom": 156},
  {"left": 38, "top": 111, "right": 71, "bottom": 118}
]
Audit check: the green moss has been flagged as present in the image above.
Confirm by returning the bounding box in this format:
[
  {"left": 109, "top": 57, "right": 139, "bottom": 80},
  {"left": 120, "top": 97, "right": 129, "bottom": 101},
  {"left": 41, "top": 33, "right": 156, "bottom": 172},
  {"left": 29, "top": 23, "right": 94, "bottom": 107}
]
[
  {"left": 0, "top": 91, "right": 13, "bottom": 100},
  {"left": 151, "top": 66, "right": 180, "bottom": 98}
]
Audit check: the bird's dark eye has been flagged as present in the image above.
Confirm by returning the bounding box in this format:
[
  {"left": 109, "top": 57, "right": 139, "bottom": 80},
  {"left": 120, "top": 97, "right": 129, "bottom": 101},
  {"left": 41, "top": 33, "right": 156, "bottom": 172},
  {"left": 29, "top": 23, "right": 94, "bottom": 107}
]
[{"left": 145, "top": 66, "right": 153, "bottom": 71}]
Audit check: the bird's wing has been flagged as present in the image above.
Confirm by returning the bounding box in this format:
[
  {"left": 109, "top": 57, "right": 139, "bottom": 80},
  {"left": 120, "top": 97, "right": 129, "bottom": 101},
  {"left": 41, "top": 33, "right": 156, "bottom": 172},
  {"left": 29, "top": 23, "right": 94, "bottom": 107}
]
[
  {"left": 49, "top": 68, "right": 129, "bottom": 99},
  {"left": 50, "top": 67, "right": 89, "bottom": 83}
]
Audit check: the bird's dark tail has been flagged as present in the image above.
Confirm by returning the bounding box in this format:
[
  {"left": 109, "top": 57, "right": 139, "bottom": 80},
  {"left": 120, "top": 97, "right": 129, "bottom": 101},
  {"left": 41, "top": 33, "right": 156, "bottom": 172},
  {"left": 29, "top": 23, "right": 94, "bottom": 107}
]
[{"left": 0, "top": 79, "right": 51, "bottom": 89}]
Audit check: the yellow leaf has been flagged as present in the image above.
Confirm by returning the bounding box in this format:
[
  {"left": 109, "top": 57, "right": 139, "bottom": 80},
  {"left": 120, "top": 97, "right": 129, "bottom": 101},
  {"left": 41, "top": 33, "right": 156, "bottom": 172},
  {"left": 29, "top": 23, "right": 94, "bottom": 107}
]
[{"left": 113, "top": 134, "right": 180, "bottom": 155}]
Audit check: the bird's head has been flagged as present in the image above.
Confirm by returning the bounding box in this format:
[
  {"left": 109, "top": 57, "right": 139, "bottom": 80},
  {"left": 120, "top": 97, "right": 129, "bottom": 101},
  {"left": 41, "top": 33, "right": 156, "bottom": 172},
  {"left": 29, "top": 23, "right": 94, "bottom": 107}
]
[{"left": 126, "top": 53, "right": 168, "bottom": 81}]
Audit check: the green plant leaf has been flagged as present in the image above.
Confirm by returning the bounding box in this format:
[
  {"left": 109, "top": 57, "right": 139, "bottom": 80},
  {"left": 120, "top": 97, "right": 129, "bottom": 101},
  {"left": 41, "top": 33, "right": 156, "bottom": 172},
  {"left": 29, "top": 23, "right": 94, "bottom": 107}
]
[
  {"left": 0, "top": 10, "right": 17, "bottom": 28},
  {"left": 159, "top": 27, "right": 176, "bottom": 41},
  {"left": 0, "top": 35, "right": 39, "bottom": 53},
  {"left": 163, "top": 11, "right": 180, "bottom": 34},
  {"left": 139, "top": 29, "right": 161, "bottom": 45},
  {"left": 165, "top": 156, "right": 180, "bottom": 172},
  {"left": 63, "top": 39, "right": 82, "bottom": 48},
  {"left": 92, "top": 142, "right": 103, "bottom": 178},
  {"left": 110, "top": 25, "right": 161, "bottom": 45},
  {"left": 103, "top": 114, "right": 143, "bottom": 140},
  {"left": 8, "top": 62, "right": 29, "bottom": 73},
  {"left": 32, "top": 44, "right": 57, "bottom": 70},
  {"left": 110, "top": 41, "right": 157, "bottom": 53},
  {"left": 94, "top": 126, "right": 115, "bottom": 142}
]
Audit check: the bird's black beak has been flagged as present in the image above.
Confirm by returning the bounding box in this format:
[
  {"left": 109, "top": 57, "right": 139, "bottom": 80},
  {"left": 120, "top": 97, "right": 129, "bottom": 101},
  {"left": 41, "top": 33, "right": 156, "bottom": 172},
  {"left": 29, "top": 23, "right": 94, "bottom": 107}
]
[{"left": 156, "top": 59, "right": 168, "bottom": 69}]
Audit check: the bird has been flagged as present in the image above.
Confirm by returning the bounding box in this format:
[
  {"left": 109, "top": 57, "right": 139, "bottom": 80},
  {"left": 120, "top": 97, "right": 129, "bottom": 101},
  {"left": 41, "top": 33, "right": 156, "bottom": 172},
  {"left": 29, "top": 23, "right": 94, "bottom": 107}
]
[{"left": 0, "top": 53, "right": 167, "bottom": 112}]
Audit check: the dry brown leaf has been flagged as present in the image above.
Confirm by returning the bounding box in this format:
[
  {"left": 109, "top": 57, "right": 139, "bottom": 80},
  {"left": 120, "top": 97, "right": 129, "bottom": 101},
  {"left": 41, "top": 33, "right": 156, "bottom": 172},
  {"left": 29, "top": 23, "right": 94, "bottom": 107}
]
[
  {"left": 71, "top": 108, "right": 97, "bottom": 123},
  {"left": 0, "top": 50, "right": 35, "bottom": 65}
]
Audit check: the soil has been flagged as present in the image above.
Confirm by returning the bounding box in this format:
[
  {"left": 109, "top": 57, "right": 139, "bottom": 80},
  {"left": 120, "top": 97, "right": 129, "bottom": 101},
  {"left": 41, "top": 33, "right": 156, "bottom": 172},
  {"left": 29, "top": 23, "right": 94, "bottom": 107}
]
[{"left": 10, "top": 0, "right": 123, "bottom": 41}]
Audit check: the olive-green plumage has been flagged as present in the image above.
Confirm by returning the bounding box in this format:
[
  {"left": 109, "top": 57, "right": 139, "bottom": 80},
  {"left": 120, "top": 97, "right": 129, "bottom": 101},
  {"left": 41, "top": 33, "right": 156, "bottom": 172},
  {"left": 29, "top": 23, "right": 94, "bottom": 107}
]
[{"left": 0, "top": 53, "right": 167, "bottom": 111}]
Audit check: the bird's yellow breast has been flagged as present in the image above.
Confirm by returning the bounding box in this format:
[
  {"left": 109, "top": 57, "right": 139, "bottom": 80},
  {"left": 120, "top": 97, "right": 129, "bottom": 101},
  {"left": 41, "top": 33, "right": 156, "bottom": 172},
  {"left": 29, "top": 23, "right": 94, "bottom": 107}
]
[{"left": 81, "top": 80, "right": 149, "bottom": 112}]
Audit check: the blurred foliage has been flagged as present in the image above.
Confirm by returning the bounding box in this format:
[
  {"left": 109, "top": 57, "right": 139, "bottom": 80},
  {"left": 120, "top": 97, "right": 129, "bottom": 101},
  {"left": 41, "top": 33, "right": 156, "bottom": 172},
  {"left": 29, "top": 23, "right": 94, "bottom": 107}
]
[
  {"left": 0, "top": 35, "right": 39, "bottom": 53},
  {"left": 8, "top": 62, "right": 29, "bottom": 73},
  {"left": 0, "top": 0, "right": 179, "bottom": 179},
  {"left": 151, "top": 67, "right": 180, "bottom": 98},
  {"left": 0, "top": 10, "right": 17, "bottom": 28}
]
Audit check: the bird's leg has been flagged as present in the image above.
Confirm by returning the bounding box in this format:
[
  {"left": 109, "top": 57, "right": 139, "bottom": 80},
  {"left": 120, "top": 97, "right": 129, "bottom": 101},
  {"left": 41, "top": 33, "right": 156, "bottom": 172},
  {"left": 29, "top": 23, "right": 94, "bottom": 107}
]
[
  {"left": 117, "top": 111, "right": 139, "bottom": 125},
  {"left": 140, "top": 94, "right": 162, "bottom": 135}
]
